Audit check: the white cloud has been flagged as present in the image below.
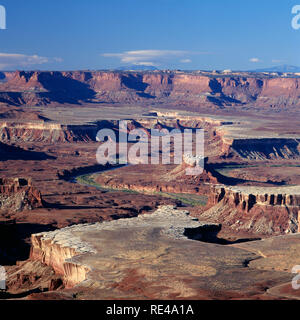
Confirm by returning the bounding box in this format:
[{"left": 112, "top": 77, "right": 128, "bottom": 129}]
[
  {"left": 271, "top": 59, "right": 283, "bottom": 63},
  {"left": 102, "top": 50, "right": 206, "bottom": 66},
  {"left": 180, "top": 59, "right": 192, "bottom": 63},
  {"left": 0, "top": 53, "right": 62, "bottom": 70},
  {"left": 53, "top": 57, "right": 63, "bottom": 63},
  {"left": 249, "top": 57, "right": 261, "bottom": 63}
]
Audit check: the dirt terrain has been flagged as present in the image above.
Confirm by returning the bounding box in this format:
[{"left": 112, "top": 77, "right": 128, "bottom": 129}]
[
  {"left": 28, "top": 206, "right": 295, "bottom": 300},
  {"left": 0, "top": 70, "right": 300, "bottom": 299}
]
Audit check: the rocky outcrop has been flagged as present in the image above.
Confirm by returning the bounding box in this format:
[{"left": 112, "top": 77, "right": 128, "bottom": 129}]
[
  {"left": 204, "top": 185, "right": 300, "bottom": 234},
  {"left": 0, "top": 178, "right": 43, "bottom": 212},
  {"left": 0, "top": 117, "right": 221, "bottom": 144},
  {"left": 30, "top": 206, "right": 221, "bottom": 289},
  {"left": 5, "top": 260, "right": 64, "bottom": 295},
  {"left": 27, "top": 205, "right": 300, "bottom": 300},
  {"left": 229, "top": 138, "right": 300, "bottom": 160},
  {"left": 0, "top": 121, "right": 98, "bottom": 143},
  {"left": 212, "top": 185, "right": 300, "bottom": 209},
  {"left": 30, "top": 229, "right": 94, "bottom": 288},
  {"left": 183, "top": 153, "right": 204, "bottom": 167},
  {"left": 1, "top": 71, "right": 300, "bottom": 108}
]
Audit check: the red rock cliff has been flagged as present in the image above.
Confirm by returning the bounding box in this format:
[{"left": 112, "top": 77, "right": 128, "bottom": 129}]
[
  {"left": 0, "top": 178, "right": 43, "bottom": 212},
  {"left": 1, "top": 71, "right": 300, "bottom": 108}
]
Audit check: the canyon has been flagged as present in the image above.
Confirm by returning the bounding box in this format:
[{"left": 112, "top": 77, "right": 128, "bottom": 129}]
[
  {"left": 0, "top": 70, "right": 300, "bottom": 299},
  {"left": 1, "top": 70, "right": 300, "bottom": 110},
  {"left": 25, "top": 206, "right": 300, "bottom": 300}
]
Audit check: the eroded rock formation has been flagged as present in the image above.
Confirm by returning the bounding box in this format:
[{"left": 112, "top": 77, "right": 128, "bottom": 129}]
[
  {"left": 202, "top": 185, "right": 300, "bottom": 234},
  {"left": 27, "top": 205, "right": 300, "bottom": 300},
  {"left": 0, "top": 178, "right": 43, "bottom": 212},
  {"left": 212, "top": 185, "right": 300, "bottom": 209},
  {"left": 0, "top": 122, "right": 98, "bottom": 143},
  {"left": 30, "top": 206, "right": 221, "bottom": 289},
  {"left": 225, "top": 138, "right": 300, "bottom": 160},
  {"left": 1, "top": 71, "right": 300, "bottom": 108},
  {"left": 30, "top": 228, "right": 94, "bottom": 288}
]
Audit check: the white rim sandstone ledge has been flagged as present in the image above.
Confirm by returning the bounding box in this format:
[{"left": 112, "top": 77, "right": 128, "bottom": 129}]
[
  {"left": 30, "top": 228, "right": 96, "bottom": 288},
  {"left": 30, "top": 205, "right": 221, "bottom": 288}
]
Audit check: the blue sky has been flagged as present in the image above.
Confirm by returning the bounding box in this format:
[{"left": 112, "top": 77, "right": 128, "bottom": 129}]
[{"left": 0, "top": 0, "right": 299, "bottom": 70}]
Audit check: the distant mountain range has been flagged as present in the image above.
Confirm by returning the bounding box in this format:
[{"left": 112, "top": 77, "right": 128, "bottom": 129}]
[
  {"left": 250, "top": 65, "right": 300, "bottom": 73},
  {"left": 116, "top": 64, "right": 300, "bottom": 73},
  {"left": 117, "top": 65, "right": 158, "bottom": 71}
]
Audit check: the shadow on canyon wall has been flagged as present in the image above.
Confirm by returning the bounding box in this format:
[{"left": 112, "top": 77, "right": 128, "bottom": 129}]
[
  {"left": 184, "top": 226, "right": 261, "bottom": 245},
  {"left": 207, "top": 162, "right": 286, "bottom": 186},
  {"left": 38, "top": 72, "right": 97, "bottom": 104},
  {"left": 0, "top": 222, "right": 56, "bottom": 265},
  {"left": 0, "top": 142, "right": 56, "bottom": 161},
  {"left": 121, "top": 74, "right": 155, "bottom": 99}
]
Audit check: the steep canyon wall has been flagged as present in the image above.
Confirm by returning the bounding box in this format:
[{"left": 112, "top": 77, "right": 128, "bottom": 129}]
[{"left": 1, "top": 71, "right": 300, "bottom": 108}]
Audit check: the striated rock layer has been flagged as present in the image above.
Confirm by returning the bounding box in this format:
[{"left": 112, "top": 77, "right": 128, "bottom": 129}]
[
  {"left": 0, "top": 178, "right": 43, "bottom": 212},
  {"left": 201, "top": 185, "right": 300, "bottom": 234},
  {"left": 2, "top": 71, "right": 300, "bottom": 108},
  {"left": 30, "top": 228, "right": 95, "bottom": 288},
  {"left": 0, "top": 121, "right": 98, "bottom": 143}
]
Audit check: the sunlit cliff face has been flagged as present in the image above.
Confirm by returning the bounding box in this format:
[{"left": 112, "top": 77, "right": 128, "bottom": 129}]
[{"left": 1, "top": 71, "right": 300, "bottom": 108}]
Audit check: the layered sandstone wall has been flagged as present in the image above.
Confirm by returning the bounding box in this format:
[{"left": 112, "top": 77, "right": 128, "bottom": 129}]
[
  {"left": 229, "top": 138, "right": 300, "bottom": 160},
  {"left": 211, "top": 185, "right": 300, "bottom": 210},
  {"left": 0, "top": 117, "right": 222, "bottom": 145},
  {"left": 30, "top": 227, "right": 95, "bottom": 288},
  {"left": 0, "top": 122, "right": 99, "bottom": 142},
  {"left": 213, "top": 127, "right": 300, "bottom": 160},
  {"left": 206, "top": 185, "right": 300, "bottom": 234},
  {"left": 1, "top": 71, "right": 300, "bottom": 107},
  {"left": 0, "top": 178, "right": 43, "bottom": 212}
]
